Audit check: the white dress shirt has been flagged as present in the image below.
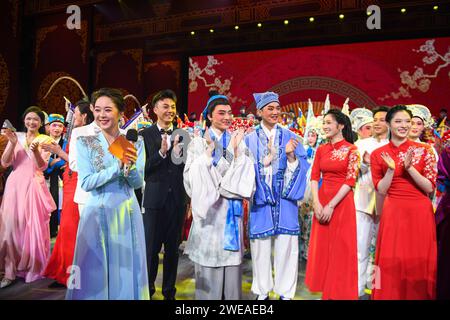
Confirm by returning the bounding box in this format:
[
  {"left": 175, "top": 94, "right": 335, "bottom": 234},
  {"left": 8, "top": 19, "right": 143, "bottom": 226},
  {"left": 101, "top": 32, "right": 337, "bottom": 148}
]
[{"left": 157, "top": 123, "right": 173, "bottom": 158}]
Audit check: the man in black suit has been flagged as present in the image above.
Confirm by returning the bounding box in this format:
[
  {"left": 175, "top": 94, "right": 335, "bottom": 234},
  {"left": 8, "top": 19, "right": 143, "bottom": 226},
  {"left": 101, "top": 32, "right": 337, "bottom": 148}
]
[{"left": 141, "top": 89, "right": 187, "bottom": 300}]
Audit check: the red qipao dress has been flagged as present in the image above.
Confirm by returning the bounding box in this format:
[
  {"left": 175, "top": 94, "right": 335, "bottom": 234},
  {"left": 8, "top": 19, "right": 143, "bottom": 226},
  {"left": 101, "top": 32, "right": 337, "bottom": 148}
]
[
  {"left": 370, "top": 140, "right": 437, "bottom": 300},
  {"left": 305, "top": 139, "right": 360, "bottom": 300},
  {"left": 43, "top": 145, "right": 80, "bottom": 285}
]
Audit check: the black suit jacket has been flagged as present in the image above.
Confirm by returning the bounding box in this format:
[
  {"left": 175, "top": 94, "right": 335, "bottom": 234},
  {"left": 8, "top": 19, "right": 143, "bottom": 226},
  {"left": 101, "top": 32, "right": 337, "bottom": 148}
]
[{"left": 141, "top": 124, "right": 187, "bottom": 210}]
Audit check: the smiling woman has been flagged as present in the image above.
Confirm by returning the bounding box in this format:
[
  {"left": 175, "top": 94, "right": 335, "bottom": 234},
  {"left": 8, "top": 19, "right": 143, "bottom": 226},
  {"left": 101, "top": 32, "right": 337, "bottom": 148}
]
[
  {"left": 65, "top": 88, "right": 149, "bottom": 300},
  {"left": 370, "top": 105, "right": 438, "bottom": 300},
  {"left": 305, "top": 109, "right": 360, "bottom": 300},
  {"left": 0, "top": 106, "right": 56, "bottom": 289}
]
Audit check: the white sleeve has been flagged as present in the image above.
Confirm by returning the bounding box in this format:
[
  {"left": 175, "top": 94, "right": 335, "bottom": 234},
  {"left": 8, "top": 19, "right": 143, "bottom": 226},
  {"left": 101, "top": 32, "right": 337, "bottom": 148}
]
[
  {"left": 183, "top": 138, "right": 221, "bottom": 221},
  {"left": 220, "top": 142, "right": 256, "bottom": 199}
]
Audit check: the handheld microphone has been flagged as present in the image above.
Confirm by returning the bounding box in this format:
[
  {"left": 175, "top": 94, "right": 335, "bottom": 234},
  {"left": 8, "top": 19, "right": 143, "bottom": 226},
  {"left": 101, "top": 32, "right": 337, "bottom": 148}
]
[{"left": 124, "top": 129, "right": 138, "bottom": 177}]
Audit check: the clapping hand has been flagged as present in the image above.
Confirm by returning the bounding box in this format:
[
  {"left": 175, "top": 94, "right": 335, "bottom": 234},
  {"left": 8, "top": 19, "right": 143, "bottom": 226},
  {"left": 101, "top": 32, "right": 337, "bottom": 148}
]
[
  {"left": 231, "top": 128, "right": 245, "bottom": 158},
  {"left": 403, "top": 149, "right": 413, "bottom": 170},
  {"left": 173, "top": 134, "right": 182, "bottom": 157},
  {"left": 263, "top": 135, "right": 276, "bottom": 167},
  {"left": 285, "top": 138, "right": 298, "bottom": 162},
  {"left": 41, "top": 141, "right": 62, "bottom": 156},
  {"left": 285, "top": 138, "right": 298, "bottom": 155},
  {"left": 29, "top": 141, "right": 40, "bottom": 154},
  {"left": 160, "top": 134, "right": 168, "bottom": 157},
  {"left": 381, "top": 152, "right": 395, "bottom": 170},
  {"left": 204, "top": 127, "right": 215, "bottom": 157}
]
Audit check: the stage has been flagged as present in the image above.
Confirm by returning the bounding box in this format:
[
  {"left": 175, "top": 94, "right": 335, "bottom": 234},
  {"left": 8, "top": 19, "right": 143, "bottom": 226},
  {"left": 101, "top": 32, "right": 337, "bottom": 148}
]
[{"left": 0, "top": 242, "right": 321, "bottom": 300}]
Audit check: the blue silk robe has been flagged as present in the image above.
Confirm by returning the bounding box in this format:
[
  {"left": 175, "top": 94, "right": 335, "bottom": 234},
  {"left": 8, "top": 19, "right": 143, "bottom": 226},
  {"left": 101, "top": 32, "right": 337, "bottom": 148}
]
[
  {"left": 66, "top": 132, "right": 149, "bottom": 300},
  {"left": 245, "top": 125, "right": 309, "bottom": 239}
]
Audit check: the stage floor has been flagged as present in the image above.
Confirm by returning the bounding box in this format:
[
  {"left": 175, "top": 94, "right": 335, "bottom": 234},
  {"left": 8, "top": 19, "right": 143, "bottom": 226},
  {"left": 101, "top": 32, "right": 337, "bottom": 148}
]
[{"left": 0, "top": 242, "right": 321, "bottom": 300}]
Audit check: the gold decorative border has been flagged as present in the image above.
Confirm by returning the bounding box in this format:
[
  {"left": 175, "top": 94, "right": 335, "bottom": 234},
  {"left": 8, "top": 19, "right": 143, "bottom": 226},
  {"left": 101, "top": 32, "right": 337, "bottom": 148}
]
[
  {"left": 35, "top": 21, "right": 89, "bottom": 68},
  {"left": 35, "top": 25, "right": 58, "bottom": 68},
  {"left": 37, "top": 71, "right": 83, "bottom": 115},
  {"left": 144, "top": 62, "right": 159, "bottom": 72},
  {"left": 267, "top": 76, "right": 377, "bottom": 110},
  {"left": 0, "top": 54, "right": 11, "bottom": 116}
]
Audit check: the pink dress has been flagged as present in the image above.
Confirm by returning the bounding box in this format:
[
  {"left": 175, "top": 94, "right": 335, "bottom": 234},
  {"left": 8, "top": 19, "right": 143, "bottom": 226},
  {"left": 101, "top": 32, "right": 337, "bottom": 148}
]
[{"left": 0, "top": 132, "right": 56, "bottom": 282}]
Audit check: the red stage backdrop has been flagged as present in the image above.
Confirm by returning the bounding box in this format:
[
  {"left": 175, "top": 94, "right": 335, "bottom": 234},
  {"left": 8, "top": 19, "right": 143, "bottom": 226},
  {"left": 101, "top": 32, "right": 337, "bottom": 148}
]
[{"left": 188, "top": 37, "right": 450, "bottom": 117}]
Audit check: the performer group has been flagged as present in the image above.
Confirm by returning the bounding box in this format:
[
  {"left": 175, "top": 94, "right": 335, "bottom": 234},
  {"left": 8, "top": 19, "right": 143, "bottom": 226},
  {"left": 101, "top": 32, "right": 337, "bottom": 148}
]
[{"left": 0, "top": 83, "right": 449, "bottom": 301}]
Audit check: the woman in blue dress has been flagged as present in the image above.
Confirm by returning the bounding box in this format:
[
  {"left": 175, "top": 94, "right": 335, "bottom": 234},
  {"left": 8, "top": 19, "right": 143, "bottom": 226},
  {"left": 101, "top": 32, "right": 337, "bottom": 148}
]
[{"left": 66, "top": 88, "right": 149, "bottom": 300}]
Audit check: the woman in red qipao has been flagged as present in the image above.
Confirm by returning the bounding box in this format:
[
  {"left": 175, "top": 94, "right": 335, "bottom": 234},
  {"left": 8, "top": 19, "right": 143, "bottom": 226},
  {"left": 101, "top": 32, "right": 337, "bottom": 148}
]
[
  {"left": 370, "top": 105, "right": 437, "bottom": 300},
  {"left": 43, "top": 101, "right": 94, "bottom": 287},
  {"left": 305, "top": 109, "right": 360, "bottom": 300}
]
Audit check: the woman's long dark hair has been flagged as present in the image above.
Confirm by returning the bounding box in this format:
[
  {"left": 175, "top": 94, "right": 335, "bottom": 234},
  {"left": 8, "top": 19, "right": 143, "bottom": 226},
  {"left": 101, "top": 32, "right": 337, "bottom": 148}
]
[
  {"left": 205, "top": 90, "right": 230, "bottom": 127},
  {"left": 22, "top": 106, "right": 46, "bottom": 134},
  {"left": 325, "top": 109, "right": 354, "bottom": 143}
]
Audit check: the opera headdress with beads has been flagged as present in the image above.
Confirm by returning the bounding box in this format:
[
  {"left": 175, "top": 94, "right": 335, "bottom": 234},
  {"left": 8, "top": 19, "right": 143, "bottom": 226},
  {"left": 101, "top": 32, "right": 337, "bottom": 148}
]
[
  {"left": 350, "top": 108, "right": 374, "bottom": 132},
  {"left": 407, "top": 104, "right": 434, "bottom": 128}
]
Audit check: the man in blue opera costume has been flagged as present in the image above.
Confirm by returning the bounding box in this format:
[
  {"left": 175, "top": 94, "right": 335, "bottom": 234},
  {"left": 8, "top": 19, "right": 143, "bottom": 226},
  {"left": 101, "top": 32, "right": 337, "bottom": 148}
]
[{"left": 245, "top": 91, "right": 309, "bottom": 300}]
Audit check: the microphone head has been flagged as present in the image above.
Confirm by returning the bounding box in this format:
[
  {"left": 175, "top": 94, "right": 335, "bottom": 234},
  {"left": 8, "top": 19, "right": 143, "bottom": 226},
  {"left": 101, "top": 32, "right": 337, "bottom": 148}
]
[{"left": 126, "top": 129, "right": 138, "bottom": 142}]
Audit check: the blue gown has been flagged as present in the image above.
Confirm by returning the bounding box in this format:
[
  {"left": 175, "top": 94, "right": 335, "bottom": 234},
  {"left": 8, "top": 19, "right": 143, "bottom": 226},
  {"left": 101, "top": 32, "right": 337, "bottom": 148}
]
[
  {"left": 245, "top": 125, "right": 309, "bottom": 239},
  {"left": 66, "top": 132, "right": 150, "bottom": 300}
]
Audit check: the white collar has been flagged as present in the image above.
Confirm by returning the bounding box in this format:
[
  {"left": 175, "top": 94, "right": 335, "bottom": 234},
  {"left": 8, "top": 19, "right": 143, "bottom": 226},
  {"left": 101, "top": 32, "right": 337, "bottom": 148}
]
[
  {"left": 90, "top": 121, "right": 101, "bottom": 133},
  {"left": 371, "top": 136, "right": 388, "bottom": 144},
  {"left": 156, "top": 123, "right": 173, "bottom": 132},
  {"left": 209, "top": 126, "right": 225, "bottom": 141},
  {"left": 261, "top": 122, "right": 277, "bottom": 138}
]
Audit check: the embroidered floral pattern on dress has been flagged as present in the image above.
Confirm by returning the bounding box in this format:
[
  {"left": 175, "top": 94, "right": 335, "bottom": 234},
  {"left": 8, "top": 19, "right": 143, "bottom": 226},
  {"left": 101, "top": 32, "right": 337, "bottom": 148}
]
[
  {"left": 330, "top": 146, "right": 350, "bottom": 161},
  {"left": 79, "top": 136, "right": 105, "bottom": 172},
  {"left": 423, "top": 146, "right": 437, "bottom": 183},
  {"left": 396, "top": 144, "right": 437, "bottom": 183},
  {"left": 398, "top": 146, "right": 425, "bottom": 167},
  {"left": 346, "top": 148, "right": 360, "bottom": 182},
  {"left": 411, "top": 147, "right": 425, "bottom": 166}
]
